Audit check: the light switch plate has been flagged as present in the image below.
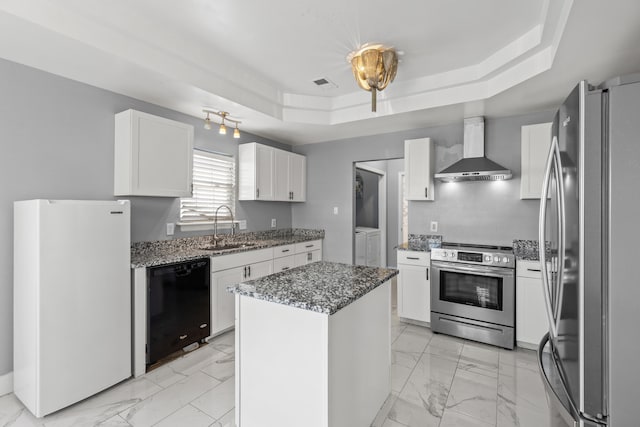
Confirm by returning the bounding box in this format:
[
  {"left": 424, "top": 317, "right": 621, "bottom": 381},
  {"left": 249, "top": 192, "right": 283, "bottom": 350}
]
[
  {"left": 166, "top": 223, "right": 175, "bottom": 236},
  {"left": 430, "top": 221, "right": 438, "bottom": 232},
  {"left": 333, "top": 207, "right": 339, "bottom": 215},
  {"left": 271, "top": 218, "right": 277, "bottom": 228}
]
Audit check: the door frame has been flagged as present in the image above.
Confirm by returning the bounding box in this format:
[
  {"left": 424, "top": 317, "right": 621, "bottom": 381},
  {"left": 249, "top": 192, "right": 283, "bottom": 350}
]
[{"left": 353, "top": 163, "right": 386, "bottom": 267}]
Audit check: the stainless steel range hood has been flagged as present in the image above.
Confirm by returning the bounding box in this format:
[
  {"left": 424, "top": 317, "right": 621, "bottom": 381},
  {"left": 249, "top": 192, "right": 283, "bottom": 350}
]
[{"left": 435, "top": 117, "right": 512, "bottom": 182}]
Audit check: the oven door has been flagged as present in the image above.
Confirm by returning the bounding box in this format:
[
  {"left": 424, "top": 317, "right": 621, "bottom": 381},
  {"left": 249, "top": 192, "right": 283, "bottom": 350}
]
[{"left": 431, "top": 261, "right": 515, "bottom": 327}]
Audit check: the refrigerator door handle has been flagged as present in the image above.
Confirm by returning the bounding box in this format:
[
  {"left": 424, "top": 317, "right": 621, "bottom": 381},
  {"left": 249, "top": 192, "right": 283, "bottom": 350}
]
[
  {"left": 553, "top": 141, "right": 567, "bottom": 325},
  {"left": 539, "top": 136, "right": 560, "bottom": 340}
]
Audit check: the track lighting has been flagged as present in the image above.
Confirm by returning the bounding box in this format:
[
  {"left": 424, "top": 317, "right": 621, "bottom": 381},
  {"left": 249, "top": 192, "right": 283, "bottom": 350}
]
[{"left": 202, "top": 108, "right": 241, "bottom": 139}]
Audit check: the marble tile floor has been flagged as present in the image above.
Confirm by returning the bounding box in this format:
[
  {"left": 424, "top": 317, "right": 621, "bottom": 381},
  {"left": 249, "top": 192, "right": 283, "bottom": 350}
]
[{"left": 0, "top": 315, "right": 552, "bottom": 427}]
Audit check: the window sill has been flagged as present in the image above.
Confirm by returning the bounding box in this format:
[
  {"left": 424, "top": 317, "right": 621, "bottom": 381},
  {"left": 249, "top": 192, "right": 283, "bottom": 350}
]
[{"left": 177, "top": 220, "right": 236, "bottom": 232}]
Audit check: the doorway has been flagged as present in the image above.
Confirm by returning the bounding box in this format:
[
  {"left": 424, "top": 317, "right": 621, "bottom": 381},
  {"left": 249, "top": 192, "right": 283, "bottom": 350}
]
[
  {"left": 352, "top": 158, "right": 404, "bottom": 268},
  {"left": 354, "top": 163, "right": 386, "bottom": 267}
]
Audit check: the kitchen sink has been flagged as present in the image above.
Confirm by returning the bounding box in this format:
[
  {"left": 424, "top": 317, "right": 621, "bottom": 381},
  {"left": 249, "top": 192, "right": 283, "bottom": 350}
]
[{"left": 200, "top": 242, "right": 258, "bottom": 251}]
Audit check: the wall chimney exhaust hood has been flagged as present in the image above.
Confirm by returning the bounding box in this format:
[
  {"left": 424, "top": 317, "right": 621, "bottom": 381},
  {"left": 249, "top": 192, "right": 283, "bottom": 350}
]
[{"left": 434, "top": 117, "right": 512, "bottom": 182}]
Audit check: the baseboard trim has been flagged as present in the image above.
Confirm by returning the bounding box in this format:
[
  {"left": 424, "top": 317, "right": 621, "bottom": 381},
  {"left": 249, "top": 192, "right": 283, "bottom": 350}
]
[{"left": 0, "top": 371, "right": 13, "bottom": 396}]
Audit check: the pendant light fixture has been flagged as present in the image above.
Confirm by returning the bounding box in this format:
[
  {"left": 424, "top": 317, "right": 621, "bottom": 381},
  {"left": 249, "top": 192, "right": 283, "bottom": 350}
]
[
  {"left": 202, "top": 108, "right": 241, "bottom": 139},
  {"left": 347, "top": 43, "right": 398, "bottom": 112}
]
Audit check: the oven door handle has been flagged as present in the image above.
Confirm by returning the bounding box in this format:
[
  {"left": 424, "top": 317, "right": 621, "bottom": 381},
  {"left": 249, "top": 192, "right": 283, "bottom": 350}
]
[{"left": 431, "top": 261, "right": 514, "bottom": 277}]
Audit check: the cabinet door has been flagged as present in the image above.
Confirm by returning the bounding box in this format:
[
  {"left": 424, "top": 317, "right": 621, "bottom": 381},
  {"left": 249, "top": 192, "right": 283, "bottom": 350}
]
[
  {"left": 211, "top": 266, "right": 244, "bottom": 335},
  {"left": 246, "top": 260, "right": 273, "bottom": 280},
  {"left": 114, "top": 109, "right": 193, "bottom": 197},
  {"left": 520, "top": 123, "right": 552, "bottom": 199},
  {"left": 397, "top": 264, "right": 430, "bottom": 322},
  {"left": 404, "top": 138, "right": 434, "bottom": 201},
  {"left": 273, "top": 149, "right": 290, "bottom": 201},
  {"left": 289, "top": 153, "right": 306, "bottom": 202},
  {"left": 516, "top": 276, "right": 549, "bottom": 346},
  {"left": 255, "top": 145, "right": 275, "bottom": 200}
]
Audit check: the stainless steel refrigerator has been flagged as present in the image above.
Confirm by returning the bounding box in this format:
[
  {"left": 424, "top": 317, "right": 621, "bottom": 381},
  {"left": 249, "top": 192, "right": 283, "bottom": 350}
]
[{"left": 537, "top": 76, "right": 640, "bottom": 426}]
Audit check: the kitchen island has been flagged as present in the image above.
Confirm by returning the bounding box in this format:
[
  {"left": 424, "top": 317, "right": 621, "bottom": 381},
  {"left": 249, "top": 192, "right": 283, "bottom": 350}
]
[{"left": 228, "top": 261, "right": 398, "bottom": 427}]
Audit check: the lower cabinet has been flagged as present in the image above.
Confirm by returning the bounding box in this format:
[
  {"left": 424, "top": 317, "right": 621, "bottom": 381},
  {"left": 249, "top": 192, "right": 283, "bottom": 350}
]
[
  {"left": 273, "top": 244, "right": 296, "bottom": 273},
  {"left": 397, "top": 250, "right": 431, "bottom": 323},
  {"left": 210, "top": 249, "right": 274, "bottom": 337},
  {"left": 294, "top": 239, "right": 323, "bottom": 267},
  {"left": 516, "top": 260, "right": 549, "bottom": 349}
]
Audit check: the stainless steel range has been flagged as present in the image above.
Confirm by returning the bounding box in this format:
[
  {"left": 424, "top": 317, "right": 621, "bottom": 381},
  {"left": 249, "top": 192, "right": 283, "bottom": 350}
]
[{"left": 430, "top": 243, "right": 515, "bottom": 349}]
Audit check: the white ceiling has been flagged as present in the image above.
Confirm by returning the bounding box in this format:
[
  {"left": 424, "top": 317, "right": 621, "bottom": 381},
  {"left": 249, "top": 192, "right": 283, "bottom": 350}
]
[{"left": 1, "top": 0, "right": 640, "bottom": 145}]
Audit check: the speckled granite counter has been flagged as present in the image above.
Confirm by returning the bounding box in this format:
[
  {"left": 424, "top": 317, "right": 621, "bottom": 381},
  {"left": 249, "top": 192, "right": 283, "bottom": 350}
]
[
  {"left": 131, "top": 228, "right": 324, "bottom": 268},
  {"left": 397, "top": 233, "right": 442, "bottom": 252},
  {"left": 228, "top": 261, "right": 398, "bottom": 315},
  {"left": 513, "top": 239, "right": 551, "bottom": 261}
]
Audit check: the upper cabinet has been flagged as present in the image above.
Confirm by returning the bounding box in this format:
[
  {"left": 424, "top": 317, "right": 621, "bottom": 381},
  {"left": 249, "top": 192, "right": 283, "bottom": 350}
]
[
  {"left": 114, "top": 109, "right": 194, "bottom": 197},
  {"left": 520, "top": 122, "right": 552, "bottom": 199},
  {"left": 239, "top": 142, "right": 306, "bottom": 202},
  {"left": 404, "top": 137, "right": 435, "bottom": 201}
]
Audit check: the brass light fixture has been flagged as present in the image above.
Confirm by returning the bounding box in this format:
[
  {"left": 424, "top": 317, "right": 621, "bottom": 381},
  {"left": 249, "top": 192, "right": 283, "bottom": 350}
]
[
  {"left": 348, "top": 44, "right": 398, "bottom": 112},
  {"left": 202, "top": 108, "right": 241, "bottom": 139}
]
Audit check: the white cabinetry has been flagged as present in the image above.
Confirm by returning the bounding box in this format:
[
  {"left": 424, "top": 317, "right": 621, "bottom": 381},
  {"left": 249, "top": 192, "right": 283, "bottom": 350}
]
[
  {"left": 397, "top": 250, "right": 431, "bottom": 323},
  {"left": 520, "top": 122, "right": 552, "bottom": 199},
  {"left": 404, "top": 137, "right": 435, "bottom": 201},
  {"left": 239, "top": 142, "right": 306, "bottom": 201},
  {"left": 210, "top": 248, "right": 274, "bottom": 336},
  {"left": 274, "top": 150, "right": 306, "bottom": 202},
  {"left": 114, "top": 109, "right": 193, "bottom": 197},
  {"left": 273, "top": 244, "right": 296, "bottom": 273},
  {"left": 516, "top": 260, "right": 549, "bottom": 349},
  {"left": 238, "top": 142, "right": 275, "bottom": 200},
  {"left": 294, "top": 239, "right": 322, "bottom": 267}
]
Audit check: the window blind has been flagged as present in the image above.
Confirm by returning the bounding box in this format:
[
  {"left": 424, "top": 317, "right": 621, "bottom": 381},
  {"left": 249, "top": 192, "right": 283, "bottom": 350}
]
[{"left": 180, "top": 150, "right": 236, "bottom": 222}]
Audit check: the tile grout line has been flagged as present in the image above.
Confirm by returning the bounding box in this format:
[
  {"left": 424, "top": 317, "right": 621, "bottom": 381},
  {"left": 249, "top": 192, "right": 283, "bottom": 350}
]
[{"left": 436, "top": 338, "right": 464, "bottom": 427}]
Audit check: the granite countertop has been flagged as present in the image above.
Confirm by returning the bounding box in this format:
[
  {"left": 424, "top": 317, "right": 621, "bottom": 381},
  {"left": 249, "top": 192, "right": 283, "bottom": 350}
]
[
  {"left": 228, "top": 261, "right": 399, "bottom": 315},
  {"left": 131, "top": 228, "right": 324, "bottom": 268},
  {"left": 397, "top": 234, "right": 442, "bottom": 252},
  {"left": 513, "top": 239, "right": 551, "bottom": 261}
]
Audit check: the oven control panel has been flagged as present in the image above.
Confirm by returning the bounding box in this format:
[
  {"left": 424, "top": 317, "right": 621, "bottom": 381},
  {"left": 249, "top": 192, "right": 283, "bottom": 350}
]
[{"left": 431, "top": 248, "right": 515, "bottom": 268}]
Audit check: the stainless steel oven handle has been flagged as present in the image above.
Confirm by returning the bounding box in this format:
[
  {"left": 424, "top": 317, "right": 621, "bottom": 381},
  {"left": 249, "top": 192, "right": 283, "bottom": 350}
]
[
  {"left": 538, "top": 135, "right": 559, "bottom": 340},
  {"left": 430, "top": 261, "right": 514, "bottom": 277}
]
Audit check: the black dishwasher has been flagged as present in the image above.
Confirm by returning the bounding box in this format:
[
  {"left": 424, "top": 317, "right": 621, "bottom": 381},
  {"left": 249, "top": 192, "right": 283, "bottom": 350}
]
[{"left": 147, "top": 258, "right": 210, "bottom": 365}]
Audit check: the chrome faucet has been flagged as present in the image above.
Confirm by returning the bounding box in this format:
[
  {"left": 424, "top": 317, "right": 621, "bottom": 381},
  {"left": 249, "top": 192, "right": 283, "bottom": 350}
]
[{"left": 213, "top": 205, "right": 235, "bottom": 246}]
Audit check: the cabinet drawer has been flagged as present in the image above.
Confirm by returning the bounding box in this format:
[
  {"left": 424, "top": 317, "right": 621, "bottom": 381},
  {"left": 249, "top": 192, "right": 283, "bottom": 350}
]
[
  {"left": 295, "top": 240, "right": 322, "bottom": 253},
  {"left": 397, "top": 250, "right": 430, "bottom": 266},
  {"left": 516, "top": 260, "right": 544, "bottom": 279},
  {"left": 273, "top": 255, "right": 295, "bottom": 272},
  {"left": 211, "top": 248, "right": 274, "bottom": 272},
  {"left": 274, "top": 244, "right": 296, "bottom": 258}
]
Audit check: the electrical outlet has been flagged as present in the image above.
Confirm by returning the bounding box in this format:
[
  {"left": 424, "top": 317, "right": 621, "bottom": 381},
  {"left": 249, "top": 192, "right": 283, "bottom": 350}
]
[
  {"left": 238, "top": 220, "right": 247, "bottom": 230},
  {"left": 333, "top": 207, "right": 339, "bottom": 215},
  {"left": 166, "top": 223, "right": 175, "bottom": 236},
  {"left": 430, "top": 221, "right": 438, "bottom": 232},
  {"left": 271, "top": 218, "right": 277, "bottom": 228}
]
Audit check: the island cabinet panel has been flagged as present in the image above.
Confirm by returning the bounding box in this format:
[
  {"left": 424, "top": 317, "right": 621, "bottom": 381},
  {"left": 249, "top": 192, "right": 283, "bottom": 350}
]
[{"left": 235, "top": 282, "right": 391, "bottom": 427}]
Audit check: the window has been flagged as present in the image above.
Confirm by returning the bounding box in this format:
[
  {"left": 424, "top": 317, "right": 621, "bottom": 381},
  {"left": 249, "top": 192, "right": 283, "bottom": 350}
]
[{"left": 180, "top": 150, "right": 235, "bottom": 224}]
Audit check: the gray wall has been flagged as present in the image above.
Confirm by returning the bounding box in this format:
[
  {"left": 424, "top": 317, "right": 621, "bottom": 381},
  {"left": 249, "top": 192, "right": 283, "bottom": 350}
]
[
  {"left": 293, "top": 110, "right": 554, "bottom": 264},
  {"left": 0, "top": 58, "right": 292, "bottom": 376},
  {"left": 355, "top": 168, "right": 380, "bottom": 228},
  {"left": 385, "top": 158, "right": 404, "bottom": 267}
]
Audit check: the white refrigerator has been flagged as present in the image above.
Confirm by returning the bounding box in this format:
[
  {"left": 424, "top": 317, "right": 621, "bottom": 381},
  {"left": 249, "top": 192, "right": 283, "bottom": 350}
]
[{"left": 14, "top": 199, "right": 132, "bottom": 417}]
